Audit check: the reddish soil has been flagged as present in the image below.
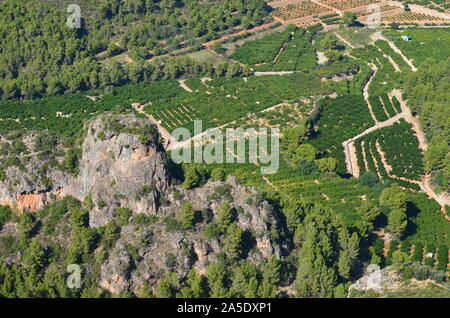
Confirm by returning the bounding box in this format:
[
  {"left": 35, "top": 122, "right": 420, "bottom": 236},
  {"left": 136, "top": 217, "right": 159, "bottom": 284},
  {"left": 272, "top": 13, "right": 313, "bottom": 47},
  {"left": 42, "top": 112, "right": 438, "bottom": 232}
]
[{"left": 203, "top": 23, "right": 277, "bottom": 48}]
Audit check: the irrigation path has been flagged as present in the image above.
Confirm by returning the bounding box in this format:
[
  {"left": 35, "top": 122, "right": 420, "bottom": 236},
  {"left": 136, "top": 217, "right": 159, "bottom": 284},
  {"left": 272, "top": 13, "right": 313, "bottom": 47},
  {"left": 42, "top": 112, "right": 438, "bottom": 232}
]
[
  {"left": 343, "top": 79, "right": 450, "bottom": 210},
  {"left": 371, "top": 31, "right": 417, "bottom": 72}
]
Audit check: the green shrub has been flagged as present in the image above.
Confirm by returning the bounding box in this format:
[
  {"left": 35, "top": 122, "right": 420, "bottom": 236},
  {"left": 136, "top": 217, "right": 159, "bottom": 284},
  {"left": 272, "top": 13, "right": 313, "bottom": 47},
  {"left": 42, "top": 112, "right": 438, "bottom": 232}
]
[
  {"left": 115, "top": 207, "right": 132, "bottom": 226},
  {"left": 203, "top": 223, "right": 221, "bottom": 239},
  {"left": 386, "top": 240, "right": 398, "bottom": 266},
  {"left": 163, "top": 217, "right": 183, "bottom": 232},
  {"left": 411, "top": 262, "right": 431, "bottom": 280},
  {"left": 0, "top": 205, "right": 12, "bottom": 229},
  {"left": 0, "top": 169, "right": 6, "bottom": 182},
  {"left": 178, "top": 203, "right": 196, "bottom": 230},
  {"left": 130, "top": 214, "right": 158, "bottom": 226},
  {"left": 211, "top": 168, "right": 226, "bottom": 181},
  {"left": 140, "top": 185, "right": 154, "bottom": 196}
]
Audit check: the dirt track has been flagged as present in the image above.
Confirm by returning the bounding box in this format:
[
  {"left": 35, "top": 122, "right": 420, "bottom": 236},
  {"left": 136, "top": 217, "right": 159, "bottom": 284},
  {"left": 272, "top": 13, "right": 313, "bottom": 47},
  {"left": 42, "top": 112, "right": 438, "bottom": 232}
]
[
  {"left": 131, "top": 103, "right": 177, "bottom": 150},
  {"left": 334, "top": 32, "right": 356, "bottom": 49},
  {"left": 363, "top": 63, "right": 379, "bottom": 124},
  {"left": 203, "top": 23, "right": 277, "bottom": 47},
  {"left": 371, "top": 31, "right": 417, "bottom": 71},
  {"left": 343, "top": 86, "right": 450, "bottom": 210},
  {"left": 178, "top": 80, "right": 193, "bottom": 92}
]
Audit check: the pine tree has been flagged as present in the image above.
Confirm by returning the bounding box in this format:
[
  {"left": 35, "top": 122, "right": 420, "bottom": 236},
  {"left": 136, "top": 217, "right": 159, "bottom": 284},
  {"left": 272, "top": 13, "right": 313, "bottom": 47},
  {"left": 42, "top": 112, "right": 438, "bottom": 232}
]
[
  {"left": 178, "top": 202, "right": 196, "bottom": 230},
  {"left": 223, "top": 222, "right": 244, "bottom": 260},
  {"left": 295, "top": 232, "right": 337, "bottom": 297},
  {"left": 333, "top": 283, "right": 348, "bottom": 298},
  {"left": 338, "top": 251, "right": 351, "bottom": 279},
  {"left": 182, "top": 165, "right": 199, "bottom": 189},
  {"left": 380, "top": 185, "right": 407, "bottom": 210},
  {"left": 339, "top": 230, "right": 360, "bottom": 264},
  {"left": 357, "top": 201, "right": 381, "bottom": 223},
  {"left": 391, "top": 250, "right": 410, "bottom": 270},
  {"left": 424, "top": 135, "right": 448, "bottom": 172},
  {"left": 23, "top": 239, "right": 46, "bottom": 272},
  {"left": 177, "top": 269, "right": 206, "bottom": 298},
  {"left": 261, "top": 255, "right": 281, "bottom": 285},
  {"left": 229, "top": 261, "right": 259, "bottom": 297},
  {"left": 258, "top": 280, "right": 277, "bottom": 298},
  {"left": 155, "top": 272, "right": 179, "bottom": 298},
  {"left": 115, "top": 207, "right": 132, "bottom": 226},
  {"left": 294, "top": 207, "right": 351, "bottom": 297},
  {"left": 388, "top": 208, "right": 408, "bottom": 238},
  {"left": 206, "top": 262, "right": 228, "bottom": 298},
  {"left": 0, "top": 205, "right": 12, "bottom": 229},
  {"left": 138, "top": 282, "right": 154, "bottom": 298},
  {"left": 211, "top": 168, "right": 225, "bottom": 181},
  {"left": 216, "top": 203, "right": 232, "bottom": 231},
  {"left": 70, "top": 207, "right": 89, "bottom": 228},
  {"left": 343, "top": 11, "right": 357, "bottom": 26},
  {"left": 18, "top": 213, "right": 35, "bottom": 238}
]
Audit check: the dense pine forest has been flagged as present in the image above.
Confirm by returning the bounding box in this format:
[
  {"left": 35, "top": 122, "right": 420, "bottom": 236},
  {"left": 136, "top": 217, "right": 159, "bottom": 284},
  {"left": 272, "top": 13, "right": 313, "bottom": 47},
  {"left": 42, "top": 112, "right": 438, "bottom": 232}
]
[{"left": 0, "top": 0, "right": 266, "bottom": 99}]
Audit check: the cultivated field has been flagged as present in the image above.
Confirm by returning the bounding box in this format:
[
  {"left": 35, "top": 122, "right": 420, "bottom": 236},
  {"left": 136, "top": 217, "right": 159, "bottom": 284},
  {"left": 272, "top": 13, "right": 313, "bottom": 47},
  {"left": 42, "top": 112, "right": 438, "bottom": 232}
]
[
  {"left": 383, "top": 28, "right": 450, "bottom": 66},
  {"left": 272, "top": 1, "right": 330, "bottom": 21},
  {"left": 382, "top": 11, "right": 450, "bottom": 22},
  {"left": 317, "top": 0, "right": 382, "bottom": 11}
]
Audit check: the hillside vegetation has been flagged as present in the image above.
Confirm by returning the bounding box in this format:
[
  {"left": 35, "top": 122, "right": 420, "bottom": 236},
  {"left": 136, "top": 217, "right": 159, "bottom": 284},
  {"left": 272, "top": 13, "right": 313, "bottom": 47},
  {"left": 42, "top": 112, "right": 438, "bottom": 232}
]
[{"left": 0, "top": 1, "right": 449, "bottom": 299}]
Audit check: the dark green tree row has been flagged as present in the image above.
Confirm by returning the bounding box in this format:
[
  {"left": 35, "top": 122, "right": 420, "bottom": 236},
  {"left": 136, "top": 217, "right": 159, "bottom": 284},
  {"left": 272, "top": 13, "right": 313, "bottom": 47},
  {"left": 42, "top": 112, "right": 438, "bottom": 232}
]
[{"left": 404, "top": 58, "right": 449, "bottom": 191}]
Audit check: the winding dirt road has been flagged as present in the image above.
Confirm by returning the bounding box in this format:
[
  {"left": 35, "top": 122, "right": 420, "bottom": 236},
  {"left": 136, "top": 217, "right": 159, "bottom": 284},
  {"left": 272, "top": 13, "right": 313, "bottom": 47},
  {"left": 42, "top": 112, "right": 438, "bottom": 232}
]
[
  {"left": 343, "top": 86, "right": 450, "bottom": 210},
  {"left": 334, "top": 32, "right": 356, "bottom": 49},
  {"left": 178, "top": 80, "right": 193, "bottom": 92},
  {"left": 363, "top": 63, "right": 379, "bottom": 124},
  {"left": 371, "top": 31, "right": 417, "bottom": 72},
  {"left": 132, "top": 103, "right": 177, "bottom": 150},
  {"left": 254, "top": 71, "right": 299, "bottom": 76}
]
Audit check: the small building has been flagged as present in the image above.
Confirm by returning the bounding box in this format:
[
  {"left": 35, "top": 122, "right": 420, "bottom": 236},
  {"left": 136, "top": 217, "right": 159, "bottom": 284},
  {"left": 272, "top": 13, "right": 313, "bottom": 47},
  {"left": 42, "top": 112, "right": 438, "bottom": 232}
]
[{"left": 401, "top": 35, "right": 413, "bottom": 41}]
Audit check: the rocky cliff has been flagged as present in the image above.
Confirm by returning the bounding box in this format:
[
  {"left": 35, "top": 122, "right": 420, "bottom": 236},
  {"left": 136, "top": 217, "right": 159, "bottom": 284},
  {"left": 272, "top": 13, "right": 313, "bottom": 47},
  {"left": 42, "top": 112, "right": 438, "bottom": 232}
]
[
  {"left": 99, "top": 176, "right": 282, "bottom": 295},
  {"left": 0, "top": 112, "right": 283, "bottom": 296},
  {"left": 0, "top": 113, "right": 170, "bottom": 226},
  {"left": 67, "top": 114, "right": 170, "bottom": 227}
]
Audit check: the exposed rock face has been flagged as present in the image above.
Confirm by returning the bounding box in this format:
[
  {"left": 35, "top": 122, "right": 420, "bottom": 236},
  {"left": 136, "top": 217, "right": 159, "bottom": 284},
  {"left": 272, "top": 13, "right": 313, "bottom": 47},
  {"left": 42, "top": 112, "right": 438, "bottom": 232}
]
[
  {"left": 0, "top": 156, "right": 70, "bottom": 212},
  {"left": 0, "top": 114, "right": 170, "bottom": 225},
  {"left": 100, "top": 226, "right": 197, "bottom": 294},
  {"left": 100, "top": 176, "right": 283, "bottom": 295},
  {"left": 16, "top": 192, "right": 47, "bottom": 212},
  {"left": 66, "top": 115, "right": 170, "bottom": 227},
  {"left": 100, "top": 248, "right": 132, "bottom": 294},
  {"left": 350, "top": 267, "right": 397, "bottom": 292},
  {"left": 166, "top": 177, "right": 282, "bottom": 260},
  {"left": 0, "top": 113, "right": 283, "bottom": 296}
]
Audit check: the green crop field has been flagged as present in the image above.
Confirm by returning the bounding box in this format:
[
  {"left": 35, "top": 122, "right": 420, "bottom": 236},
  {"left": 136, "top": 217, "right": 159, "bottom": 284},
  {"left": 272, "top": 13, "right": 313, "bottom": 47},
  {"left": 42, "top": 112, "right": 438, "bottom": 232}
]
[
  {"left": 383, "top": 28, "right": 450, "bottom": 67},
  {"left": 145, "top": 73, "right": 330, "bottom": 135},
  {"left": 231, "top": 26, "right": 319, "bottom": 71}
]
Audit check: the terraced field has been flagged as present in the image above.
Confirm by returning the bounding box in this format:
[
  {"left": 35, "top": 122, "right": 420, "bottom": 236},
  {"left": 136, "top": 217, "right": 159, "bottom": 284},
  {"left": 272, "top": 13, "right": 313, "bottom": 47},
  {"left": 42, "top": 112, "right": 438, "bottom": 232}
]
[
  {"left": 317, "top": 0, "right": 382, "bottom": 10},
  {"left": 383, "top": 28, "right": 450, "bottom": 66},
  {"left": 266, "top": 164, "right": 374, "bottom": 226},
  {"left": 382, "top": 11, "right": 450, "bottom": 22},
  {"left": 310, "top": 95, "right": 375, "bottom": 175},
  {"left": 356, "top": 4, "right": 399, "bottom": 16},
  {"left": 145, "top": 73, "right": 330, "bottom": 136},
  {"left": 354, "top": 119, "right": 424, "bottom": 190},
  {"left": 272, "top": 1, "right": 329, "bottom": 21},
  {"left": 251, "top": 27, "right": 318, "bottom": 71},
  {"left": 229, "top": 29, "right": 293, "bottom": 65}
]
